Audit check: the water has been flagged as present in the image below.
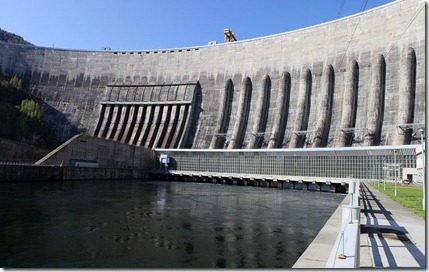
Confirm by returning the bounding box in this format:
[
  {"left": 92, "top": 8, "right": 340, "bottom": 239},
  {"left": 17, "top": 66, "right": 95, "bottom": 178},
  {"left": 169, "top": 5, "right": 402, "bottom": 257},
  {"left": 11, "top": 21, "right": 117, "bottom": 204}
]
[{"left": 0, "top": 180, "right": 345, "bottom": 268}]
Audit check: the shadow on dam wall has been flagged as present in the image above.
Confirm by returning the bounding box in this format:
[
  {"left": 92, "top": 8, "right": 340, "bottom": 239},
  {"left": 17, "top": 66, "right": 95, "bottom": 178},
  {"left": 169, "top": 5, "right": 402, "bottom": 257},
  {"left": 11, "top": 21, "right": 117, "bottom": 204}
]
[
  {"left": 40, "top": 100, "right": 82, "bottom": 142},
  {"left": 0, "top": 164, "right": 150, "bottom": 181},
  {"left": 185, "top": 83, "right": 203, "bottom": 148}
]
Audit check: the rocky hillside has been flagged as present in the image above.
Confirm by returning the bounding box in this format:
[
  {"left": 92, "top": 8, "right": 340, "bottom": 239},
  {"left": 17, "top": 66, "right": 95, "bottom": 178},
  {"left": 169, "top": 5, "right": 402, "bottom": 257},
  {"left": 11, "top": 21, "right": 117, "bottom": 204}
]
[
  {"left": 0, "top": 73, "right": 60, "bottom": 149},
  {"left": 0, "top": 28, "right": 33, "bottom": 45}
]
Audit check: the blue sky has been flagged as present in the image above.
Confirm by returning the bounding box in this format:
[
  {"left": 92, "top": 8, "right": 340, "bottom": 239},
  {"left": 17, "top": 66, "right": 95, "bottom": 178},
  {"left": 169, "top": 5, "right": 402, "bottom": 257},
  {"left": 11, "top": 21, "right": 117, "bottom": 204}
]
[{"left": 1, "top": 0, "right": 394, "bottom": 51}]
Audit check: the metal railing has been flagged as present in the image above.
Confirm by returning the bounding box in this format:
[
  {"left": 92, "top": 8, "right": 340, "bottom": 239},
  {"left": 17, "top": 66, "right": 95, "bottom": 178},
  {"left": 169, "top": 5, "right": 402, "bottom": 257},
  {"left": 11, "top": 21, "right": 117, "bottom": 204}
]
[{"left": 325, "top": 180, "right": 361, "bottom": 268}]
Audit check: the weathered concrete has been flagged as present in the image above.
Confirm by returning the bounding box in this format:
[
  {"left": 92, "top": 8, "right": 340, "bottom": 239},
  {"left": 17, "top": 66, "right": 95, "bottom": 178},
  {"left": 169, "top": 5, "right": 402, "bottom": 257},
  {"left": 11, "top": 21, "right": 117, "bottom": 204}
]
[
  {"left": 0, "top": 164, "right": 149, "bottom": 181},
  {"left": 336, "top": 60, "right": 358, "bottom": 147},
  {"left": 91, "top": 83, "right": 198, "bottom": 149},
  {"left": 0, "top": 138, "right": 50, "bottom": 163},
  {"left": 365, "top": 54, "right": 386, "bottom": 146},
  {"left": 394, "top": 47, "right": 417, "bottom": 145},
  {"left": 0, "top": 0, "right": 425, "bottom": 148},
  {"left": 35, "top": 134, "right": 154, "bottom": 170},
  {"left": 0, "top": 134, "right": 154, "bottom": 181}
]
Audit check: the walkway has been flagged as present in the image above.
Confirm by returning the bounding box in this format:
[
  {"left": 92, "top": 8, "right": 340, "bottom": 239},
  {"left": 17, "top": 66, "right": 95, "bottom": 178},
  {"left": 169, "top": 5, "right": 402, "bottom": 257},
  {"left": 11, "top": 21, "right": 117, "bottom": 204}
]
[
  {"left": 360, "top": 182, "right": 426, "bottom": 268},
  {"left": 293, "top": 182, "right": 426, "bottom": 268}
]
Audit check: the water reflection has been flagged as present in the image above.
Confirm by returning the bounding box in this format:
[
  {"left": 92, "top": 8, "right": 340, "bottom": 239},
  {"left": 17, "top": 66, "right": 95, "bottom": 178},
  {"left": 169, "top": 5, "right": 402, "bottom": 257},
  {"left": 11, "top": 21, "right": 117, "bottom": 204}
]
[{"left": 0, "top": 180, "right": 344, "bottom": 268}]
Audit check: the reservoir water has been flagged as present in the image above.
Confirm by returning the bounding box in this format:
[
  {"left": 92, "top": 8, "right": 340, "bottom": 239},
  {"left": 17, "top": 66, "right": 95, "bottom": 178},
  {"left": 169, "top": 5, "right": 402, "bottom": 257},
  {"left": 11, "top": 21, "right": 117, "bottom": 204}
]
[{"left": 0, "top": 179, "right": 345, "bottom": 268}]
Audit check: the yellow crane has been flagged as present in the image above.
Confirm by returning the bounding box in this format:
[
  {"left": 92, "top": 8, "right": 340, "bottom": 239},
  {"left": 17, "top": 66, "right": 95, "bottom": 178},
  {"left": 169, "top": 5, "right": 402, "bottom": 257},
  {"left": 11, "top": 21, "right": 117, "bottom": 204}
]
[{"left": 224, "top": 28, "right": 237, "bottom": 42}]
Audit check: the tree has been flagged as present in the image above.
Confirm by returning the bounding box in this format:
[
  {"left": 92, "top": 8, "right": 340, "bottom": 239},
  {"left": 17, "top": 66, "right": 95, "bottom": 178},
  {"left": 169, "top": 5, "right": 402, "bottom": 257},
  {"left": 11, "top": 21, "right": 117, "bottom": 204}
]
[
  {"left": 9, "top": 75, "right": 22, "bottom": 90},
  {"left": 17, "top": 99, "right": 43, "bottom": 121}
]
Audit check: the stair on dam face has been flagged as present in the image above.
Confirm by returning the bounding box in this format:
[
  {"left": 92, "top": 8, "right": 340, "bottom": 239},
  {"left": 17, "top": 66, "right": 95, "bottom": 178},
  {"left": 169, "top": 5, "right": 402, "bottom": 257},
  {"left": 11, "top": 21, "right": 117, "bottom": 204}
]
[{"left": 94, "top": 83, "right": 198, "bottom": 149}]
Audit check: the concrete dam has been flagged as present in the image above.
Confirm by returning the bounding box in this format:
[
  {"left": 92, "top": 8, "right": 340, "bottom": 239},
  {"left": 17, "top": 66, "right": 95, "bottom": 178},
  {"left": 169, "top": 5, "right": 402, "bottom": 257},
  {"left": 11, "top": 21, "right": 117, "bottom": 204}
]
[{"left": 0, "top": 0, "right": 425, "bottom": 150}]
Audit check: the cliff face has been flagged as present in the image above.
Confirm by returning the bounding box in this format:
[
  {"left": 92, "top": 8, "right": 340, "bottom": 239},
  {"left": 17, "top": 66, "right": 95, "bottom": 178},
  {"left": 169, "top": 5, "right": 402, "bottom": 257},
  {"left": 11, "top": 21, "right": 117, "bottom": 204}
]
[{"left": 0, "top": 0, "right": 425, "bottom": 148}]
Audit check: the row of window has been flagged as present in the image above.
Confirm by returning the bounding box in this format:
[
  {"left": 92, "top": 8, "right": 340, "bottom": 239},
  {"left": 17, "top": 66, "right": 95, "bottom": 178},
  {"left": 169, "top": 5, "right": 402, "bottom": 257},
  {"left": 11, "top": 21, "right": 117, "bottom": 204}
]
[
  {"left": 160, "top": 152, "right": 416, "bottom": 181},
  {"left": 111, "top": 48, "right": 200, "bottom": 55}
]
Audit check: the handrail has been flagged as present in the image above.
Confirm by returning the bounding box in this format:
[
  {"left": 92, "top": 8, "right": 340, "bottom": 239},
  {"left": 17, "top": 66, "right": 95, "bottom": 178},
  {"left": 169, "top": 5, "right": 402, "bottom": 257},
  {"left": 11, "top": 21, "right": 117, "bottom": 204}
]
[{"left": 326, "top": 180, "right": 361, "bottom": 268}]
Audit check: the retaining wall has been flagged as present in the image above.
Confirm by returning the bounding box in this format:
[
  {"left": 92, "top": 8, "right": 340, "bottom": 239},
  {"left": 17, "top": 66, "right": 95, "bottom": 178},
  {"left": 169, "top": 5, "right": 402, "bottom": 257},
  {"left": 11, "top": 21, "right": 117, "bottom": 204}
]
[
  {"left": 0, "top": 164, "right": 149, "bottom": 181},
  {"left": 35, "top": 134, "right": 154, "bottom": 169},
  {"left": 0, "top": 138, "right": 50, "bottom": 163}
]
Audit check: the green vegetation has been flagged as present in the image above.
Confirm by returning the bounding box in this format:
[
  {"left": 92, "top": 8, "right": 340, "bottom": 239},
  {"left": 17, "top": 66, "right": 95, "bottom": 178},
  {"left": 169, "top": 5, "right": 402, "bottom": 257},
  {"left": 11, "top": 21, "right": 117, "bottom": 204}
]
[
  {"left": 0, "top": 28, "right": 33, "bottom": 45},
  {"left": 369, "top": 181, "right": 425, "bottom": 219},
  {"left": 0, "top": 72, "right": 60, "bottom": 149}
]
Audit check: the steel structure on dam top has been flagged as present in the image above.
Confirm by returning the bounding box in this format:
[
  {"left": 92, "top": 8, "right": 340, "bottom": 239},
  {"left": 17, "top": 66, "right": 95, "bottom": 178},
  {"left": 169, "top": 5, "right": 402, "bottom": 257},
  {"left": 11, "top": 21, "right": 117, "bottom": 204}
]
[{"left": 0, "top": 0, "right": 425, "bottom": 151}]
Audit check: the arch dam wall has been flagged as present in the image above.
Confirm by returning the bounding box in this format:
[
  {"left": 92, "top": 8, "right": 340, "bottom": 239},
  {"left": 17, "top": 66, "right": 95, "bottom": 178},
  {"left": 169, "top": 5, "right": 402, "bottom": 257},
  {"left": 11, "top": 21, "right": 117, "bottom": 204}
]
[{"left": 0, "top": 0, "right": 425, "bottom": 150}]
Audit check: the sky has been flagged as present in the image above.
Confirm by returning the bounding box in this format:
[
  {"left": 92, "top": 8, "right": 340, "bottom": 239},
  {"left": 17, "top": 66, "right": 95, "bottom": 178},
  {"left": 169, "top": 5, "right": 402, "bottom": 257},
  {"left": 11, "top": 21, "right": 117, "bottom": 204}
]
[{"left": 1, "top": 0, "right": 395, "bottom": 51}]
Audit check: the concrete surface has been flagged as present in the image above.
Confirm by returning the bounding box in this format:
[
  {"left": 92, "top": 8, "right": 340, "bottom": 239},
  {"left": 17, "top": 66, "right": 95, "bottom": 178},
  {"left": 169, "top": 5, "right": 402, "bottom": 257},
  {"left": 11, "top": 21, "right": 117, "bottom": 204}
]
[
  {"left": 292, "top": 193, "right": 350, "bottom": 268},
  {"left": 360, "top": 182, "right": 426, "bottom": 268},
  {"left": 0, "top": 0, "right": 424, "bottom": 148},
  {"left": 0, "top": 138, "right": 50, "bottom": 163},
  {"left": 293, "top": 181, "right": 426, "bottom": 268},
  {"left": 35, "top": 134, "right": 154, "bottom": 170}
]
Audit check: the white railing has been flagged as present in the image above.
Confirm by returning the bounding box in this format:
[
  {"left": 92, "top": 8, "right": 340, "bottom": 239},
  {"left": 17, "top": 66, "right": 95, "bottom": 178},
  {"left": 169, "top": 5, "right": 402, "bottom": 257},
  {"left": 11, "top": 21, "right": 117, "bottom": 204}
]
[{"left": 325, "top": 180, "right": 361, "bottom": 268}]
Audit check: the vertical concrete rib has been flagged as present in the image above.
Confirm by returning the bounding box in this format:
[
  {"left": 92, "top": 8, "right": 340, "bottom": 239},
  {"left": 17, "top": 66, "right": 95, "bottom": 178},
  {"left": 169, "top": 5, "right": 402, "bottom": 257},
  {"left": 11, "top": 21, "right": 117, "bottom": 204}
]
[
  {"left": 153, "top": 105, "right": 172, "bottom": 148},
  {"left": 146, "top": 105, "right": 164, "bottom": 148},
  {"left": 312, "top": 65, "right": 334, "bottom": 147},
  {"left": 130, "top": 106, "right": 146, "bottom": 145},
  {"left": 177, "top": 83, "right": 199, "bottom": 148},
  {"left": 160, "top": 105, "right": 178, "bottom": 148},
  {"left": 138, "top": 105, "right": 156, "bottom": 146},
  {"left": 393, "top": 47, "right": 416, "bottom": 145},
  {"left": 228, "top": 77, "right": 252, "bottom": 149},
  {"left": 364, "top": 54, "right": 386, "bottom": 146},
  {"left": 289, "top": 68, "right": 312, "bottom": 148},
  {"left": 121, "top": 105, "right": 136, "bottom": 143},
  {"left": 101, "top": 105, "right": 114, "bottom": 138},
  {"left": 170, "top": 105, "right": 186, "bottom": 148},
  {"left": 268, "top": 72, "right": 291, "bottom": 148},
  {"left": 337, "top": 60, "right": 359, "bottom": 147},
  {"left": 209, "top": 79, "right": 233, "bottom": 149},
  {"left": 173, "top": 105, "right": 190, "bottom": 148},
  {"left": 94, "top": 104, "right": 107, "bottom": 137},
  {"left": 249, "top": 75, "right": 271, "bottom": 148},
  {"left": 113, "top": 105, "right": 129, "bottom": 141},
  {"left": 106, "top": 105, "right": 121, "bottom": 139}
]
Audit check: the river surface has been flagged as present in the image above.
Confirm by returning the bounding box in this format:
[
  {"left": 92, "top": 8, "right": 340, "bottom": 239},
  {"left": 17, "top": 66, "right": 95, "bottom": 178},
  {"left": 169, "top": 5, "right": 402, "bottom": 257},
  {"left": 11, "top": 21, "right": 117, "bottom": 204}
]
[{"left": 0, "top": 180, "right": 345, "bottom": 268}]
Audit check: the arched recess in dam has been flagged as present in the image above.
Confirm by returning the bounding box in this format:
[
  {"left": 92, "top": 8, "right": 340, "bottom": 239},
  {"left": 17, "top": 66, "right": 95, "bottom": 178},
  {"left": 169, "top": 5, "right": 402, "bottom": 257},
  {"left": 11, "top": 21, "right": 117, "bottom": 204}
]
[
  {"left": 248, "top": 75, "right": 271, "bottom": 149},
  {"left": 393, "top": 47, "right": 417, "bottom": 145},
  {"left": 289, "top": 68, "right": 312, "bottom": 148},
  {"left": 312, "top": 65, "right": 335, "bottom": 148},
  {"left": 268, "top": 72, "right": 291, "bottom": 149},
  {"left": 209, "top": 79, "right": 234, "bottom": 149},
  {"left": 337, "top": 60, "right": 359, "bottom": 147},
  {"left": 94, "top": 82, "right": 199, "bottom": 149},
  {"left": 364, "top": 54, "right": 386, "bottom": 146},
  {"left": 228, "top": 77, "right": 252, "bottom": 149}
]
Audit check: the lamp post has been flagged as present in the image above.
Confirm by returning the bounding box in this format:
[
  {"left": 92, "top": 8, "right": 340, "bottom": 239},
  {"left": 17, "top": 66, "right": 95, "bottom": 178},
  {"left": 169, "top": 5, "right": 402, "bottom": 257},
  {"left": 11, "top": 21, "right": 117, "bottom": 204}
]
[
  {"left": 383, "top": 156, "right": 386, "bottom": 191},
  {"left": 377, "top": 158, "right": 380, "bottom": 187},
  {"left": 419, "top": 127, "right": 425, "bottom": 210},
  {"left": 394, "top": 149, "right": 398, "bottom": 197}
]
